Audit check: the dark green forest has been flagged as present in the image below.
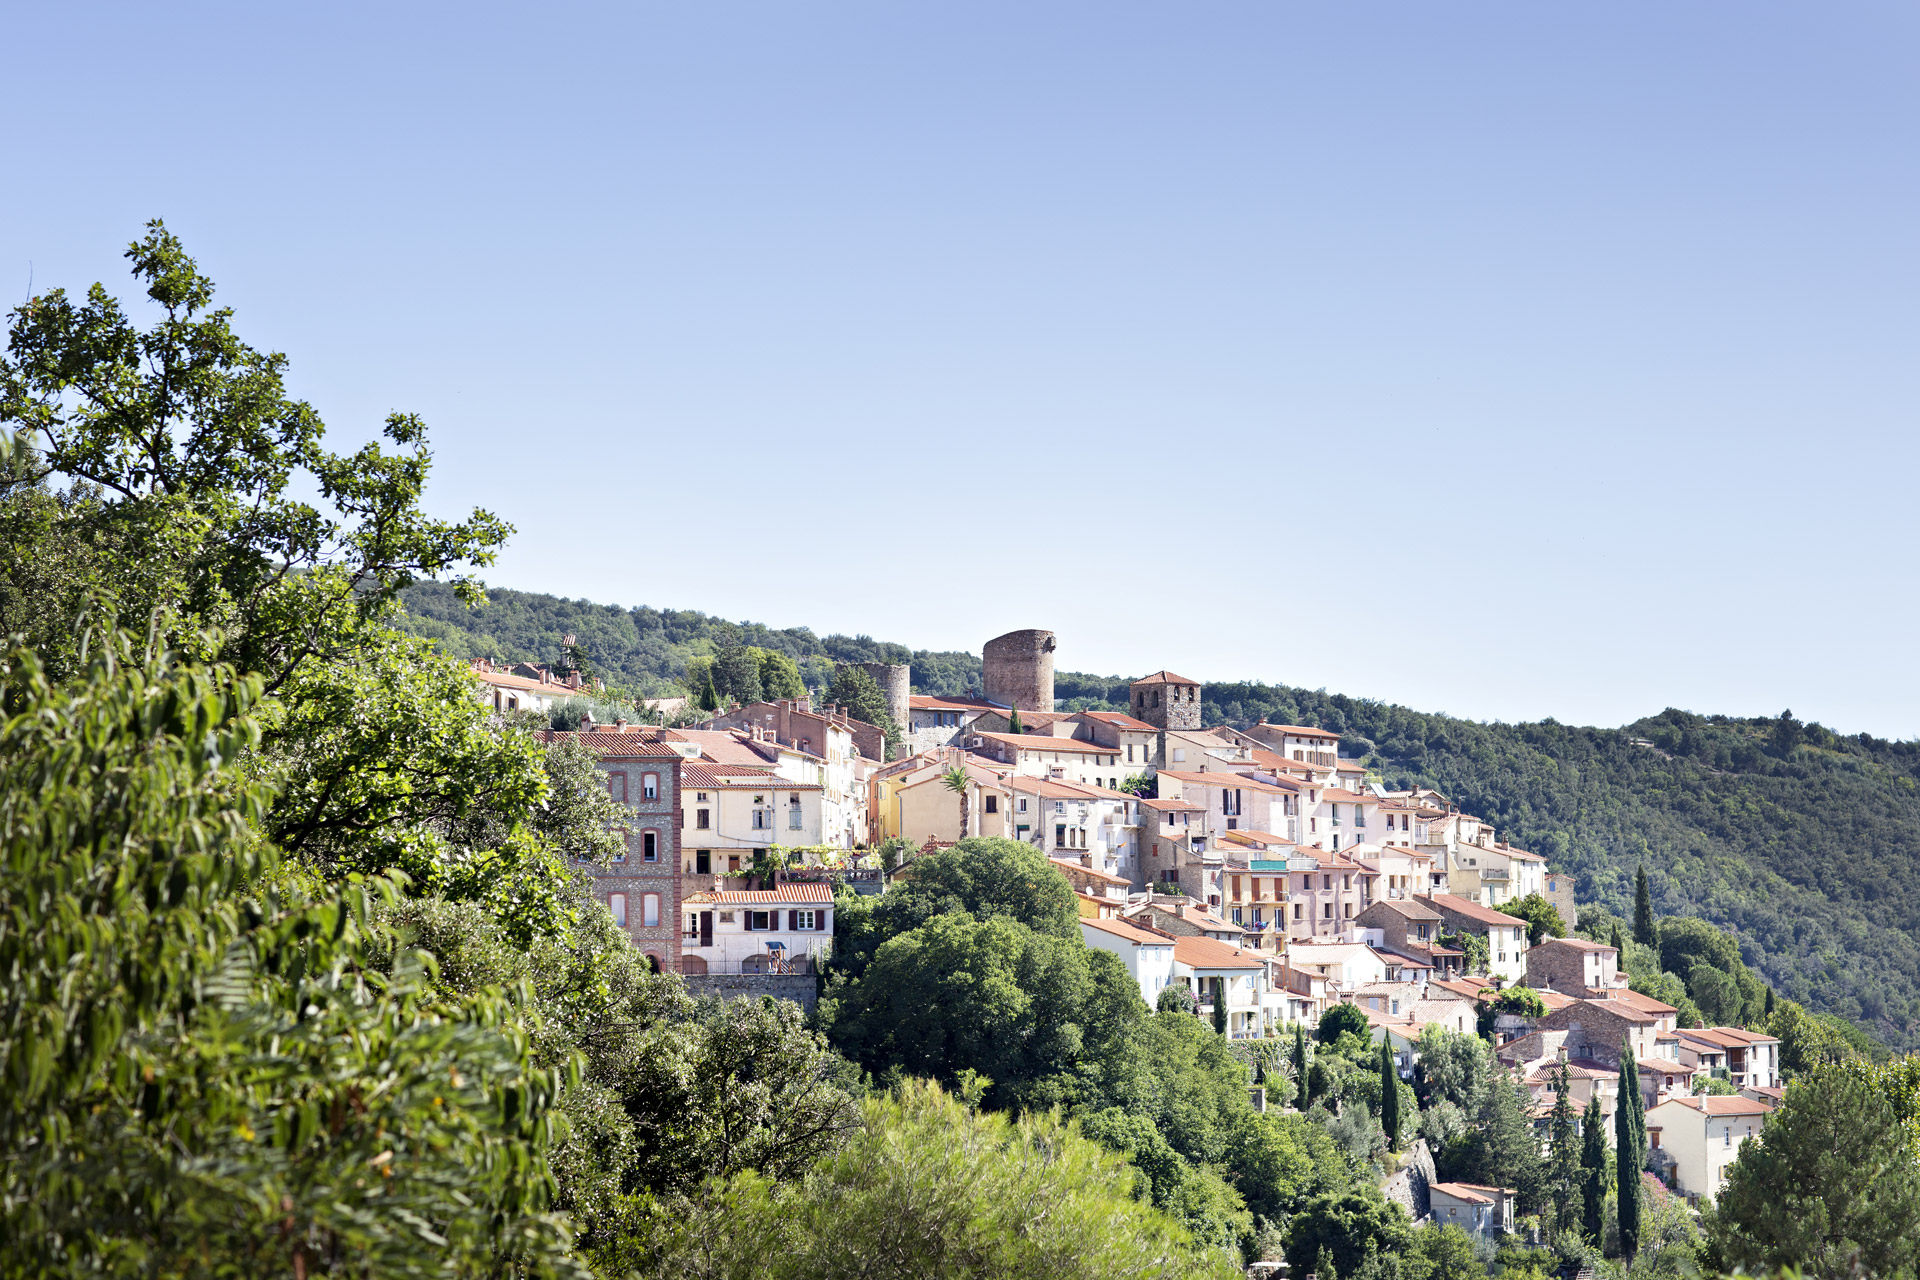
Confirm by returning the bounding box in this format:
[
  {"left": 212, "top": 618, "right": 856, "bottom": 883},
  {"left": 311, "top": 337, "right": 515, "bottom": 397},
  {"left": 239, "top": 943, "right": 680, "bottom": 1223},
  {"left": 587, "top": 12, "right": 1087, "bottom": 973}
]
[{"left": 403, "top": 583, "right": 1920, "bottom": 1050}]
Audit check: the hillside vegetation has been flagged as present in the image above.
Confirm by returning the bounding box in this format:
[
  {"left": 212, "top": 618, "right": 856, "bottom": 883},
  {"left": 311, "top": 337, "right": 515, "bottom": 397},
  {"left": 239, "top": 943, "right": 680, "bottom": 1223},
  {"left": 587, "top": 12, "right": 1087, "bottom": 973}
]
[{"left": 403, "top": 583, "right": 1920, "bottom": 1049}]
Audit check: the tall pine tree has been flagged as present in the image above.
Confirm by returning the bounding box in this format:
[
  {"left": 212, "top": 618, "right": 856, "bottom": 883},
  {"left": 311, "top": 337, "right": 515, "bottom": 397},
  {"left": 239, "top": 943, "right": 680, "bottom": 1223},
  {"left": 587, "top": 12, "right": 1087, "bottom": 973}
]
[
  {"left": 1633, "top": 864, "right": 1657, "bottom": 947},
  {"left": 1615, "top": 1038, "right": 1645, "bottom": 1259},
  {"left": 1580, "top": 1094, "right": 1607, "bottom": 1245},
  {"left": 1379, "top": 1037, "right": 1403, "bottom": 1151},
  {"left": 1547, "top": 1062, "right": 1580, "bottom": 1235}
]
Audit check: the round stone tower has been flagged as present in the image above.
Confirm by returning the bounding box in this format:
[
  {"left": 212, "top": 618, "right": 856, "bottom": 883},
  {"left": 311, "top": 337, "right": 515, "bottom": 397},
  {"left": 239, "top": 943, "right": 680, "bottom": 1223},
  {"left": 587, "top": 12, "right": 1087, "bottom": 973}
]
[
  {"left": 850, "top": 661, "right": 910, "bottom": 729},
  {"left": 982, "top": 629, "right": 1056, "bottom": 713}
]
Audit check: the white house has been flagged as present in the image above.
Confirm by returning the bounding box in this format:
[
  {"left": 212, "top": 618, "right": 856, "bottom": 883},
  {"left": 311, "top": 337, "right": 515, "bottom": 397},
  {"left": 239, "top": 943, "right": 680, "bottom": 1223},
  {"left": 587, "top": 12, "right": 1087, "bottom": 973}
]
[
  {"left": 1080, "top": 915, "right": 1178, "bottom": 1008},
  {"left": 1428, "top": 1183, "right": 1516, "bottom": 1241},
  {"left": 678, "top": 883, "right": 834, "bottom": 975},
  {"left": 1645, "top": 1093, "right": 1772, "bottom": 1202}
]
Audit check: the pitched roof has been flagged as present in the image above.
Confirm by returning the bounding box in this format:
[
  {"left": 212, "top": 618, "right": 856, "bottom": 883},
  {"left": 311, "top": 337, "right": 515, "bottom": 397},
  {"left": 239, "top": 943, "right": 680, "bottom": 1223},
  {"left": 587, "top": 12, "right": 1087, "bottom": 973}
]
[
  {"left": 1259, "top": 723, "right": 1341, "bottom": 740},
  {"left": 567, "top": 732, "right": 685, "bottom": 759},
  {"left": 909, "top": 695, "right": 1003, "bottom": 712},
  {"left": 1421, "top": 893, "right": 1527, "bottom": 928},
  {"left": 1075, "top": 710, "right": 1158, "bottom": 731},
  {"left": 683, "top": 883, "right": 834, "bottom": 905},
  {"left": 1131, "top": 670, "right": 1200, "bottom": 687},
  {"left": 1081, "top": 915, "right": 1175, "bottom": 947},
  {"left": 1660, "top": 1094, "right": 1771, "bottom": 1117},
  {"left": 974, "top": 732, "right": 1121, "bottom": 756},
  {"left": 1173, "top": 934, "right": 1266, "bottom": 970},
  {"left": 1677, "top": 1026, "right": 1780, "bottom": 1049}
]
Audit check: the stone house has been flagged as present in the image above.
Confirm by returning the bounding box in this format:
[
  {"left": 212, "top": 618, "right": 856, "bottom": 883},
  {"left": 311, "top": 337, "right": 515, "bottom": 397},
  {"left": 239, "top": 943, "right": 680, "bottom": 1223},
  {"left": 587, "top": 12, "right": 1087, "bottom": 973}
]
[
  {"left": 562, "top": 728, "right": 686, "bottom": 974},
  {"left": 1525, "top": 936, "right": 1622, "bottom": 995}
]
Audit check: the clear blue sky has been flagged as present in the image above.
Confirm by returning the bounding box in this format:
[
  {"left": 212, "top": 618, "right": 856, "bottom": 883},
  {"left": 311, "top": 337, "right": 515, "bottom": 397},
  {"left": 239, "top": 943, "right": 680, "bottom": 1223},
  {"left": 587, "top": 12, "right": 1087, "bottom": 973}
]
[{"left": 5, "top": 3, "right": 1916, "bottom": 735}]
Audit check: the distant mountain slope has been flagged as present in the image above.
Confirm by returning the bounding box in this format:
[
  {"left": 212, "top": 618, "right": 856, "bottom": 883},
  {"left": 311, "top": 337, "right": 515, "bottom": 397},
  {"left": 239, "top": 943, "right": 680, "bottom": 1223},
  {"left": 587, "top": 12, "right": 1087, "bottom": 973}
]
[{"left": 401, "top": 582, "right": 1919, "bottom": 1049}]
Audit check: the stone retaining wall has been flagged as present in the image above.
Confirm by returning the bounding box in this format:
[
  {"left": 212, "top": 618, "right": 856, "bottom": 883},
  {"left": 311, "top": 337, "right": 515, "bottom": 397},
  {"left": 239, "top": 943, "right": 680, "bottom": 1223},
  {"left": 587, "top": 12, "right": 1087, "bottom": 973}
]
[{"left": 681, "top": 972, "right": 818, "bottom": 1014}]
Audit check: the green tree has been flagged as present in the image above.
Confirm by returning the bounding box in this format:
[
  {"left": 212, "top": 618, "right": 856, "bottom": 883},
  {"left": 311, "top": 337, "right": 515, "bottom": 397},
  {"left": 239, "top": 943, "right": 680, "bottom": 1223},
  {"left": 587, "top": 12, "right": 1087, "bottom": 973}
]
[
  {"left": 0, "top": 222, "right": 508, "bottom": 691},
  {"left": 819, "top": 910, "right": 1142, "bottom": 1108},
  {"left": 1283, "top": 1188, "right": 1412, "bottom": 1278},
  {"left": 712, "top": 644, "right": 764, "bottom": 705},
  {"left": 757, "top": 647, "right": 806, "bottom": 699},
  {"left": 1508, "top": 892, "right": 1567, "bottom": 946},
  {"left": 826, "top": 664, "right": 902, "bottom": 757},
  {"left": 0, "top": 633, "right": 578, "bottom": 1277},
  {"left": 1318, "top": 1002, "right": 1370, "bottom": 1045},
  {"left": 1709, "top": 1065, "right": 1920, "bottom": 1279},
  {"left": 1616, "top": 1038, "right": 1645, "bottom": 1259},
  {"left": 1580, "top": 1094, "right": 1606, "bottom": 1245},
  {"left": 1293, "top": 1021, "right": 1311, "bottom": 1102},
  {"left": 893, "top": 836, "right": 1081, "bottom": 937},
  {"left": 1404, "top": 1222, "right": 1481, "bottom": 1280},
  {"left": 1633, "top": 864, "right": 1657, "bottom": 947},
  {"left": 1378, "top": 1037, "right": 1403, "bottom": 1151},
  {"left": 1546, "top": 1061, "right": 1580, "bottom": 1235},
  {"left": 628, "top": 1081, "right": 1240, "bottom": 1280},
  {"left": 940, "top": 765, "right": 972, "bottom": 840}
]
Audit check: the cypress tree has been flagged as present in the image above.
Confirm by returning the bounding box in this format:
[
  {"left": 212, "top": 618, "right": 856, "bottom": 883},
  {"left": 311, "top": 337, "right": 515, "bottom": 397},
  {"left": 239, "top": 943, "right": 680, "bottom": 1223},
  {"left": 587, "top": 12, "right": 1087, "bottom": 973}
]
[
  {"left": 1547, "top": 1062, "right": 1579, "bottom": 1232},
  {"left": 1615, "top": 1038, "right": 1645, "bottom": 1259},
  {"left": 1379, "top": 1036, "right": 1403, "bottom": 1151},
  {"left": 1580, "top": 1094, "right": 1606, "bottom": 1244},
  {"left": 1633, "top": 865, "right": 1656, "bottom": 948},
  {"left": 1290, "top": 1020, "right": 1305, "bottom": 1105}
]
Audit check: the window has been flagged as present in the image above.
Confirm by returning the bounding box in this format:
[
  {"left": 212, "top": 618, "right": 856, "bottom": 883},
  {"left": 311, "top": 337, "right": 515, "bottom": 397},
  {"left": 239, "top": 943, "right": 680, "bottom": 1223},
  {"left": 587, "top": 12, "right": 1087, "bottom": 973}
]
[
  {"left": 641, "top": 773, "right": 658, "bottom": 800},
  {"left": 608, "top": 773, "right": 627, "bottom": 803},
  {"left": 697, "top": 808, "right": 710, "bottom": 830},
  {"left": 984, "top": 795, "right": 998, "bottom": 814},
  {"left": 608, "top": 893, "right": 628, "bottom": 927},
  {"left": 641, "top": 893, "right": 659, "bottom": 926},
  {"left": 643, "top": 831, "right": 659, "bottom": 862},
  {"left": 794, "top": 909, "right": 817, "bottom": 930}
]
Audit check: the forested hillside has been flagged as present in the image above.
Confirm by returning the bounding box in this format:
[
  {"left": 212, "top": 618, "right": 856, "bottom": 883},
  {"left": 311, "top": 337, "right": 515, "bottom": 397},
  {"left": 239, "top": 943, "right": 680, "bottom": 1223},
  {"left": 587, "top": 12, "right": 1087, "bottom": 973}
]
[{"left": 402, "top": 583, "right": 1920, "bottom": 1050}]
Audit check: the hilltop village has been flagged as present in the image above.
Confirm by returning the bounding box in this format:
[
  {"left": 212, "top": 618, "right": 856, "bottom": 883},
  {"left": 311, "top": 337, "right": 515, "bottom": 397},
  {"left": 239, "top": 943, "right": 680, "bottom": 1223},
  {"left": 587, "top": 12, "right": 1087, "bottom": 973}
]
[{"left": 474, "top": 627, "right": 1784, "bottom": 1210}]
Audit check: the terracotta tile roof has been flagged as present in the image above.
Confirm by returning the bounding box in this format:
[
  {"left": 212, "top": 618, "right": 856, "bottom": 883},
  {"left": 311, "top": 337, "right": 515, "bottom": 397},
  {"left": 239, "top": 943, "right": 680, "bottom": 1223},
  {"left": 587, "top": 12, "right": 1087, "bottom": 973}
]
[
  {"left": 1006, "top": 775, "right": 1123, "bottom": 801},
  {"left": 1081, "top": 915, "right": 1175, "bottom": 947},
  {"left": 1662, "top": 1094, "right": 1771, "bottom": 1117},
  {"left": 566, "top": 732, "right": 685, "bottom": 758},
  {"left": 1075, "top": 710, "right": 1158, "bottom": 731},
  {"left": 909, "top": 695, "right": 1003, "bottom": 712},
  {"left": 1421, "top": 893, "right": 1527, "bottom": 928},
  {"left": 1050, "top": 857, "right": 1130, "bottom": 886},
  {"left": 1537, "top": 937, "right": 1617, "bottom": 954},
  {"left": 1157, "top": 769, "right": 1293, "bottom": 796},
  {"left": 1138, "top": 796, "right": 1204, "bottom": 812},
  {"left": 1131, "top": 670, "right": 1200, "bottom": 687},
  {"left": 683, "top": 883, "right": 834, "bottom": 904},
  {"left": 1172, "top": 934, "right": 1266, "bottom": 970},
  {"left": 1677, "top": 1026, "right": 1779, "bottom": 1049},
  {"left": 1595, "top": 988, "right": 1678, "bottom": 1017},
  {"left": 974, "top": 732, "right": 1121, "bottom": 756},
  {"left": 1259, "top": 723, "right": 1341, "bottom": 740}
]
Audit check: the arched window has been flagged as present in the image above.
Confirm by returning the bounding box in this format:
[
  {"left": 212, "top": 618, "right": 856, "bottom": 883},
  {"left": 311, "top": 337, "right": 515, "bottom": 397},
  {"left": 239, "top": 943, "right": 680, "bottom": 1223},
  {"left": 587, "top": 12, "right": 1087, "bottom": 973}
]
[{"left": 642, "top": 773, "right": 659, "bottom": 800}]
